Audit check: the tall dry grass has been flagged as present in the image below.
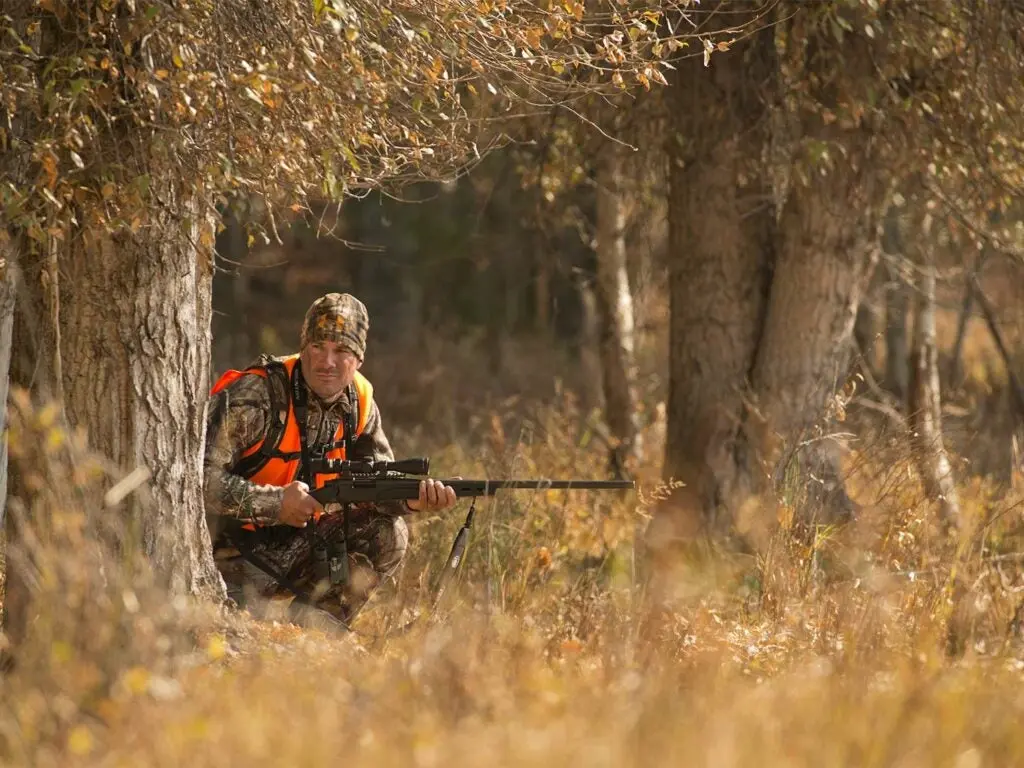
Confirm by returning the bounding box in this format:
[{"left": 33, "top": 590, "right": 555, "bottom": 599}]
[{"left": 3, "top": 365, "right": 1024, "bottom": 766}]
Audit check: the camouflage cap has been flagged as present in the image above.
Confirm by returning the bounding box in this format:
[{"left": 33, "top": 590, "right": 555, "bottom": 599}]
[{"left": 300, "top": 293, "right": 369, "bottom": 359}]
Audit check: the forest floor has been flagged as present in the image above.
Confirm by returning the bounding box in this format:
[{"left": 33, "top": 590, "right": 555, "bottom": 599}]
[{"left": 4, "top": 378, "right": 1024, "bottom": 767}]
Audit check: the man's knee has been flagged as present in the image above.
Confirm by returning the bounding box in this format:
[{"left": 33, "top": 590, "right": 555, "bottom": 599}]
[{"left": 374, "top": 515, "right": 409, "bottom": 575}]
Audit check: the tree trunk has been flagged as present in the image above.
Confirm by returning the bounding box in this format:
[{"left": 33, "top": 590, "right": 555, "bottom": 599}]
[
  {"left": 948, "top": 257, "right": 978, "bottom": 391},
  {"left": 748, "top": 166, "right": 880, "bottom": 522},
  {"left": 64, "top": 192, "right": 224, "bottom": 597},
  {"left": 659, "top": 21, "right": 777, "bottom": 543},
  {"left": 882, "top": 212, "right": 911, "bottom": 402},
  {"left": 9, "top": 187, "right": 226, "bottom": 606},
  {"left": 658, "top": 13, "right": 887, "bottom": 549},
  {"left": 5, "top": 236, "right": 50, "bottom": 647},
  {"left": 0, "top": 244, "right": 15, "bottom": 644},
  {"left": 909, "top": 255, "right": 961, "bottom": 533},
  {"left": 577, "top": 274, "right": 604, "bottom": 413},
  {"left": 212, "top": 208, "right": 256, "bottom": 370},
  {"left": 594, "top": 143, "right": 641, "bottom": 476},
  {"left": 0, "top": 242, "right": 15, "bottom": 526},
  {"left": 854, "top": 256, "right": 885, "bottom": 378}
]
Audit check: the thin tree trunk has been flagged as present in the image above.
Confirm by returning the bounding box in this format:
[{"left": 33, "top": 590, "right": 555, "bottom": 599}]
[
  {"left": 0, "top": 245, "right": 15, "bottom": 647},
  {"left": 594, "top": 143, "right": 641, "bottom": 475},
  {"left": 0, "top": 242, "right": 15, "bottom": 526},
  {"left": 909, "top": 257, "right": 961, "bottom": 533},
  {"left": 212, "top": 208, "right": 256, "bottom": 370},
  {"left": 577, "top": 274, "right": 604, "bottom": 413},
  {"left": 882, "top": 212, "right": 911, "bottom": 402},
  {"left": 973, "top": 277, "right": 1024, "bottom": 419},
  {"left": 854, "top": 265, "right": 881, "bottom": 377},
  {"left": 534, "top": 241, "right": 551, "bottom": 334},
  {"left": 948, "top": 249, "right": 988, "bottom": 390},
  {"left": 4, "top": 239, "right": 38, "bottom": 648},
  {"left": 951, "top": 209, "right": 1003, "bottom": 387}
]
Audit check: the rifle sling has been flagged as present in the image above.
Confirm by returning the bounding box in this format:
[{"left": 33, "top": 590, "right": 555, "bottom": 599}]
[{"left": 225, "top": 523, "right": 316, "bottom": 606}]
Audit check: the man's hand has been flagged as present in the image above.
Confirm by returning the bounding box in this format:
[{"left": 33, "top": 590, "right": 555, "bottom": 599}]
[
  {"left": 405, "top": 478, "right": 458, "bottom": 512},
  {"left": 279, "top": 480, "right": 324, "bottom": 527}
]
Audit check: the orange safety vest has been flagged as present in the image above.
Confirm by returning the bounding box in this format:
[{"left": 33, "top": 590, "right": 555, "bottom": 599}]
[{"left": 209, "top": 354, "right": 373, "bottom": 528}]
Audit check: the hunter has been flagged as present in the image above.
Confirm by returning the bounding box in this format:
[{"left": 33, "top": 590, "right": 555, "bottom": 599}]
[{"left": 203, "top": 292, "right": 458, "bottom": 627}]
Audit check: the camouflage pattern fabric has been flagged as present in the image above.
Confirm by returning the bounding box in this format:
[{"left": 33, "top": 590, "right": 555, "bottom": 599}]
[
  {"left": 300, "top": 292, "right": 369, "bottom": 359},
  {"left": 203, "top": 353, "right": 410, "bottom": 624},
  {"left": 216, "top": 507, "right": 409, "bottom": 626}
]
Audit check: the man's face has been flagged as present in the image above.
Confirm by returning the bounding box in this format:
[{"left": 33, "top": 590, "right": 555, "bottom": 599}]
[{"left": 300, "top": 340, "right": 362, "bottom": 401}]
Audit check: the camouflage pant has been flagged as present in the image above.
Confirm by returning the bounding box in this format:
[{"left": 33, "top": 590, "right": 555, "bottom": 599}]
[{"left": 214, "top": 507, "right": 409, "bottom": 626}]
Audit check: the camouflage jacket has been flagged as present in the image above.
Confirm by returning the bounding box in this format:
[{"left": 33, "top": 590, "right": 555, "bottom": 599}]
[{"left": 203, "top": 356, "right": 409, "bottom": 531}]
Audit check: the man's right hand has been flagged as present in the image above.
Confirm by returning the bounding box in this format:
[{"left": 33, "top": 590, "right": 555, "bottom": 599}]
[{"left": 279, "top": 481, "right": 324, "bottom": 528}]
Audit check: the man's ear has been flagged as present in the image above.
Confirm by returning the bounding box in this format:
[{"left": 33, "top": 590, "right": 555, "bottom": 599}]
[{"left": 355, "top": 357, "right": 363, "bottom": 370}]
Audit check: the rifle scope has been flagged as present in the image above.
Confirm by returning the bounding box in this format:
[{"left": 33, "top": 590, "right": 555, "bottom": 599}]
[{"left": 314, "top": 457, "right": 431, "bottom": 476}]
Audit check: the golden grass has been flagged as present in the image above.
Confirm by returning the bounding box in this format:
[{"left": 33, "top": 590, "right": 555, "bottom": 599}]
[{"left": 3, "top": 382, "right": 1024, "bottom": 767}]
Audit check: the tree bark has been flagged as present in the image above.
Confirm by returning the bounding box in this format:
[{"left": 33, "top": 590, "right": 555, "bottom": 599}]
[
  {"left": 882, "top": 212, "right": 911, "bottom": 402},
  {"left": 8, "top": 186, "right": 226, "bottom": 606},
  {"left": 948, "top": 257, "right": 978, "bottom": 391},
  {"left": 660, "top": 20, "right": 777, "bottom": 543},
  {"left": 0, "top": 241, "right": 15, "bottom": 526},
  {"left": 594, "top": 143, "right": 641, "bottom": 476},
  {"left": 658, "top": 12, "right": 889, "bottom": 549},
  {"left": 60, "top": 189, "right": 224, "bottom": 598},
  {"left": 909, "top": 255, "right": 961, "bottom": 533},
  {"left": 749, "top": 164, "right": 880, "bottom": 512}
]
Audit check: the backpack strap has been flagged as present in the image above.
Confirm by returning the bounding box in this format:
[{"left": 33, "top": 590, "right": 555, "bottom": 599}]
[{"left": 228, "top": 359, "right": 294, "bottom": 478}]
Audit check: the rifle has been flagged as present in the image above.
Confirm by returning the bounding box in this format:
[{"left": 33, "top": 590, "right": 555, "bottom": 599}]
[
  {"left": 307, "top": 457, "right": 635, "bottom": 505},
  {"left": 226, "top": 456, "right": 634, "bottom": 629},
  {"left": 307, "top": 456, "right": 634, "bottom": 610}
]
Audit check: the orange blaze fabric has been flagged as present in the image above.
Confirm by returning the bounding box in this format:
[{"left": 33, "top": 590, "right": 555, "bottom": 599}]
[{"left": 209, "top": 354, "right": 373, "bottom": 527}]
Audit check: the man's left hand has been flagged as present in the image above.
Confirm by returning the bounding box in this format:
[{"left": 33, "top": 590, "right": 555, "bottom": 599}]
[{"left": 406, "top": 478, "right": 458, "bottom": 512}]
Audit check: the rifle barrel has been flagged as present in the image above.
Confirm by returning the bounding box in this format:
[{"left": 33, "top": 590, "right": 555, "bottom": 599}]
[
  {"left": 448, "top": 479, "right": 634, "bottom": 493},
  {"left": 309, "top": 477, "right": 634, "bottom": 505}
]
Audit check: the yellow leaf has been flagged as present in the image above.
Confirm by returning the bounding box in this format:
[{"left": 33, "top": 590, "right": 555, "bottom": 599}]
[
  {"left": 50, "top": 640, "right": 72, "bottom": 663},
  {"left": 207, "top": 634, "right": 227, "bottom": 660},
  {"left": 45, "top": 427, "right": 65, "bottom": 451},
  {"left": 123, "top": 666, "right": 150, "bottom": 695},
  {"left": 67, "top": 726, "right": 94, "bottom": 756},
  {"left": 172, "top": 52, "right": 184, "bottom": 68},
  {"left": 154, "top": 69, "right": 169, "bottom": 80}
]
